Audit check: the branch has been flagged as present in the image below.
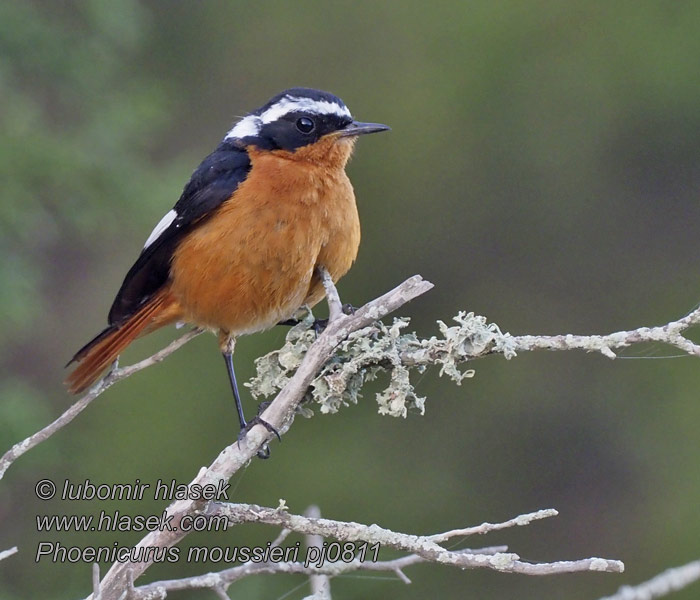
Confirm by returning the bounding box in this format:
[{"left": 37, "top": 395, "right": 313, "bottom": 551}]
[
  {"left": 318, "top": 266, "right": 342, "bottom": 324},
  {"left": 125, "top": 504, "right": 621, "bottom": 599},
  {"left": 89, "top": 275, "right": 434, "bottom": 600},
  {"left": 246, "top": 305, "right": 700, "bottom": 419},
  {"left": 0, "top": 546, "right": 18, "bottom": 562},
  {"left": 205, "top": 502, "right": 623, "bottom": 575},
  {"left": 129, "top": 546, "right": 508, "bottom": 598},
  {"left": 304, "top": 505, "right": 332, "bottom": 599},
  {"left": 509, "top": 304, "right": 700, "bottom": 358},
  {"left": 598, "top": 559, "right": 700, "bottom": 600},
  {"left": 0, "top": 328, "right": 203, "bottom": 481}
]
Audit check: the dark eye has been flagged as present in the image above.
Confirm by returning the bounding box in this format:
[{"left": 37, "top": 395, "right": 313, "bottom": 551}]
[{"left": 296, "top": 117, "right": 315, "bottom": 134}]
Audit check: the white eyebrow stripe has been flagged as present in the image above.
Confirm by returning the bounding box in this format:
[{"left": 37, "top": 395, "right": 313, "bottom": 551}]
[
  {"left": 226, "top": 115, "right": 261, "bottom": 140},
  {"left": 144, "top": 209, "right": 177, "bottom": 249},
  {"left": 259, "top": 97, "right": 351, "bottom": 124},
  {"left": 224, "top": 96, "right": 351, "bottom": 140}
]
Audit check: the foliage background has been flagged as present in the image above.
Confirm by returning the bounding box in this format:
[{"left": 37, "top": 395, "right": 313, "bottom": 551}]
[{"left": 2, "top": 1, "right": 700, "bottom": 598}]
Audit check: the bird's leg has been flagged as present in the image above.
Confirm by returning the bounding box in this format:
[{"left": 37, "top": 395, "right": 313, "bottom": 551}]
[
  {"left": 220, "top": 334, "right": 247, "bottom": 431},
  {"left": 219, "top": 332, "right": 279, "bottom": 459}
]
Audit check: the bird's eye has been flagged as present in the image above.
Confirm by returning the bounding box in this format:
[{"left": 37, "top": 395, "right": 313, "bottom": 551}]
[{"left": 296, "top": 117, "right": 315, "bottom": 134}]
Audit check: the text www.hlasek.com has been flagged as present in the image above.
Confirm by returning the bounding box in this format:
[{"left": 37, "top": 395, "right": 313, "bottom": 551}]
[{"left": 36, "top": 510, "right": 228, "bottom": 533}]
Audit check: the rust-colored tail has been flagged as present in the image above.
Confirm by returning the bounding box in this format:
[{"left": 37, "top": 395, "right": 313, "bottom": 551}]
[{"left": 65, "top": 289, "right": 178, "bottom": 394}]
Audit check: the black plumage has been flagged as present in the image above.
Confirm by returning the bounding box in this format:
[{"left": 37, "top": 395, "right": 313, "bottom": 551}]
[{"left": 108, "top": 141, "right": 251, "bottom": 325}]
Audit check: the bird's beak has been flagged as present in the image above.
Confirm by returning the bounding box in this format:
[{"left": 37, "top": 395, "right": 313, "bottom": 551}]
[{"left": 337, "top": 121, "right": 391, "bottom": 137}]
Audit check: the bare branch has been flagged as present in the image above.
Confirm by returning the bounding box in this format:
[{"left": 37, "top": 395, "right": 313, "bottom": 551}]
[
  {"left": 305, "top": 505, "right": 332, "bottom": 599},
  {"left": 509, "top": 305, "right": 700, "bottom": 358},
  {"left": 0, "top": 546, "right": 18, "bottom": 562},
  {"left": 205, "top": 502, "right": 623, "bottom": 575},
  {"left": 0, "top": 328, "right": 202, "bottom": 481},
  {"left": 92, "top": 563, "right": 101, "bottom": 600},
  {"left": 428, "top": 508, "right": 558, "bottom": 542},
  {"left": 126, "top": 501, "right": 621, "bottom": 599},
  {"left": 130, "top": 546, "right": 506, "bottom": 598},
  {"left": 598, "top": 559, "right": 700, "bottom": 600},
  {"left": 318, "top": 266, "right": 342, "bottom": 323}
]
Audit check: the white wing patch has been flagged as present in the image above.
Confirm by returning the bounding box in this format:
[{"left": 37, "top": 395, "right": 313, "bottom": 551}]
[
  {"left": 225, "top": 95, "right": 352, "bottom": 141},
  {"left": 144, "top": 209, "right": 177, "bottom": 249}
]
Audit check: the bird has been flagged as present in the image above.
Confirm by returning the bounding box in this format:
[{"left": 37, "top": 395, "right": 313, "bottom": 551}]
[{"left": 64, "top": 87, "right": 389, "bottom": 445}]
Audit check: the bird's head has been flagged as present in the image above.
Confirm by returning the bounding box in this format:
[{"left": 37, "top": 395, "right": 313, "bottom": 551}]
[{"left": 225, "top": 88, "right": 389, "bottom": 166}]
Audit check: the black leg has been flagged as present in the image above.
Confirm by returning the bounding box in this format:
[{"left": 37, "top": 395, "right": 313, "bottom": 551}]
[
  {"left": 222, "top": 348, "right": 279, "bottom": 460},
  {"left": 222, "top": 351, "right": 247, "bottom": 430}
]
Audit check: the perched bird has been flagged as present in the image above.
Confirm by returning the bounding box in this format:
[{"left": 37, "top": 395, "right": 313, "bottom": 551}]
[{"left": 65, "top": 87, "right": 389, "bottom": 441}]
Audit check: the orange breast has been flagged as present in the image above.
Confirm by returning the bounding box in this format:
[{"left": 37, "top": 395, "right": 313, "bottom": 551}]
[{"left": 169, "top": 141, "right": 361, "bottom": 335}]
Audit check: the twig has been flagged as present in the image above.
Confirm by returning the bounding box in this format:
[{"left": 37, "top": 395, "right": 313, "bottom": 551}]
[
  {"left": 305, "top": 505, "right": 331, "bottom": 599},
  {"left": 0, "top": 546, "right": 18, "bottom": 562},
  {"left": 318, "top": 266, "right": 342, "bottom": 323},
  {"left": 508, "top": 306, "right": 700, "bottom": 359},
  {"left": 92, "top": 563, "right": 101, "bottom": 600},
  {"left": 125, "top": 501, "right": 621, "bottom": 599},
  {"left": 0, "top": 328, "right": 202, "bottom": 481},
  {"left": 598, "top": 559, "right": 700, "bottom": 600},
  {"left": 206, "top": 502, "right": 623, "bottom": 576},
  {"left": 89, "top": 275, "right": 434, "bottom": 600},
  {"left": 428, "top": 508, "right": 558, "bottom": 542},
  {"left": 130, "top": 546, "right": 508, "bottom": 597}
]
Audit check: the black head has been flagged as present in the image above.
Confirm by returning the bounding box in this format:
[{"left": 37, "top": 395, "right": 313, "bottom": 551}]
[{"left": 225, "top": 87, "right": 389, "bottom": 151}]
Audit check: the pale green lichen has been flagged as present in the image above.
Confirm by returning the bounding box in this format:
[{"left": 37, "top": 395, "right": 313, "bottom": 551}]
[{"left": 246, "top": 311, "right": 508, "bottom": 418}]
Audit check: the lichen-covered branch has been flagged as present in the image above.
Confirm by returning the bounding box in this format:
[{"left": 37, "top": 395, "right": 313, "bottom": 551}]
[
  {"left": 598, "top": 559, "right": 700, "bottom": 600},
  {"left": 248, "top": 306, "right": 700, "bottom": 418},
  {"left": 123, "top": 503, "right": 621, "bottom": 599}
]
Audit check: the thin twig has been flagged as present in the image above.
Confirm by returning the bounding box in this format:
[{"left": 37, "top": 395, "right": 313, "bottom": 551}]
[
  {"left": 305, "top": 505, "right": 332, "bottom": 599},
  {"left": 205, "top": 502, "right": 623, "bottom": 576},
  {"left": 508, "top": 306, "right": 700, "bottom": 359},
  {"left": 92, "top": 563, "right": 101, "bottom": 600},
  {"left": 130, "top": 546, "right": 509, "bottom": 598},
  {"left": 0, "top": 546, "right": 18, "bottom": 562},
  {"left": 318, "top": 266, "right": 342, "bottom": 323},
  {"left": 428, "top": 508, "right": 558, "bottom": 542},
  {"left": 126, "top": 500, "right": 622, "bottom": 599}
]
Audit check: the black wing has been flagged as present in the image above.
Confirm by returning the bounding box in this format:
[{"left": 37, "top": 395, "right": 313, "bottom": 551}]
[{"left": 107, "top": 141, "right": 251, "bottom": 325}]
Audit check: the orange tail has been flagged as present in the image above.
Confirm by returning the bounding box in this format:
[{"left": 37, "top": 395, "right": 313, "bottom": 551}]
[{"left": 65, "top": 289, "right": 179, "bottom": 394}]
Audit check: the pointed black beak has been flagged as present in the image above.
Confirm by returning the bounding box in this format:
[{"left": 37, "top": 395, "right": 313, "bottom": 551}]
[{"left": 338, "top": 120, "right": 391, "bottom": 137}]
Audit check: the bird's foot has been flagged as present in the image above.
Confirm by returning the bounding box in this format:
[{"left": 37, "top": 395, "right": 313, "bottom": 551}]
[{"left": 237, "top": 409, "right": 280, "bottom": 459}]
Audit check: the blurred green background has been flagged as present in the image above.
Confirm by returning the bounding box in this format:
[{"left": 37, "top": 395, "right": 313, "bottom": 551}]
[{"left": 2, "top": 1, "right": 700, "bottom": 598}]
